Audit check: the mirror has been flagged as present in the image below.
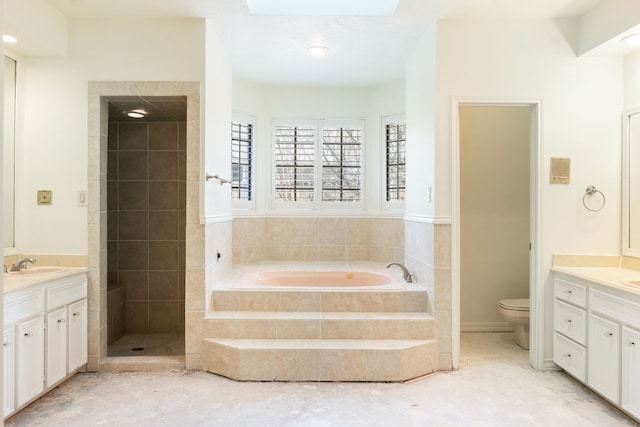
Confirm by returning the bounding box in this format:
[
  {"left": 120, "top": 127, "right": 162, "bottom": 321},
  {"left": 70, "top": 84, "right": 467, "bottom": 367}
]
[
  {"left": 623, "top": 107, "right": 640, "bottom": 257},
  {"left": 4, "top": 55, "right": 16, "bottom": 249}
]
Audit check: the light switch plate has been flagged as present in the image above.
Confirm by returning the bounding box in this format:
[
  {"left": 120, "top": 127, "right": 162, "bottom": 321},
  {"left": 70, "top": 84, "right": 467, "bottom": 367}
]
[
  {"left": 37, "top": 190, "right": 52, "bottom": 205},
  {"left": 550, "top": 157, "right": 570, "bottom": 184}
]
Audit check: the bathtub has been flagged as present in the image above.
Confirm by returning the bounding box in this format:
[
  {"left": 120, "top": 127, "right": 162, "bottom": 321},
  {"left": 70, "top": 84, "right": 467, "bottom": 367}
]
[{"left": 231, "top": 269, "right": 406, "bottom": 290}]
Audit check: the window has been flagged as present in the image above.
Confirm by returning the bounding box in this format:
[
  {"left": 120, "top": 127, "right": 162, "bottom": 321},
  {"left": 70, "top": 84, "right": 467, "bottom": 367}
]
[
  {"left": 274, "top": 124, "right": 315, "bottom": 201},
  {"left": 231, "top": 116, "right": 255, "bottom": 207},
  {"left": 384, "top": 119, "right": 406, "bottom": 203},
  {"left": 273, "top": 119, "right": 364, "bottom": 209}
]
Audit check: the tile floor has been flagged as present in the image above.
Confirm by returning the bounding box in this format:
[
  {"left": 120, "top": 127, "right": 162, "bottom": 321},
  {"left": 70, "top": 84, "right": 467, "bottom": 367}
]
[
  {"left": 107, "top": 333, "right": 185, "bottom": 357},
  {"left": 7, "top": 332, "right": 638, "bottom": 426}
]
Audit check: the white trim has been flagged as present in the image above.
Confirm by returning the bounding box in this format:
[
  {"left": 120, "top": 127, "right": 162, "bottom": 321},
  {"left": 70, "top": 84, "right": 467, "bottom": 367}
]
[
  {"left": 452, "top": 97, "right": 543, "bottom": 371},
  {"left": 232, "top": 210, "right": 404, "bottom": 219},
  {"left": 461, "top": 322, "right": 515, "bottom": 332},
  {"left": 200, "top": 214, "right": 234, "bottom": 224},
  {"left": 404, "top": 215, "right": 452, "bottom": 224}
]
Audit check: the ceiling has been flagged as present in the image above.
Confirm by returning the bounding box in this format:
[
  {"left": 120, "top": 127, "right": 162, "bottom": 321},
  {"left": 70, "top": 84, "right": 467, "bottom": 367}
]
[
  {"left": 106, "top": 96, "right": 187, "bottom": 122},
  {"left": 13, "top": 0, "right": 623, "bottom": 86}
]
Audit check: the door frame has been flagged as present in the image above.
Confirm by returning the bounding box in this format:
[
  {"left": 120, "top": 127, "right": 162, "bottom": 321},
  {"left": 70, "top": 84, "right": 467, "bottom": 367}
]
[{"left": 451, "top": 98, "right": 543, "bottom": 370}]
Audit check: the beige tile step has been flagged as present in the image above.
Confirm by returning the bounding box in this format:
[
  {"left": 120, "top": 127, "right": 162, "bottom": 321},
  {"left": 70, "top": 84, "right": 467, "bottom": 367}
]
[
  {"left": 210, "top": 290, "right": 428, "bottom": 313},
  {"left": 203, "top": 338, "right": 437, "bottom": 382},
  {"left": 203, "top": 312, "right": 435, "bottom": 340}
]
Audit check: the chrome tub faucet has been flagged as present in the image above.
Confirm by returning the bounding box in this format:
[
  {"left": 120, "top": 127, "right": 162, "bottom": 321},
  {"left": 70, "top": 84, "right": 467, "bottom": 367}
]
[
  {"left": 385, "top": 262, "right": 413, "bottom": 283},
  {"left": 10, "top": 257, "right": 37, "bottom": 272}
]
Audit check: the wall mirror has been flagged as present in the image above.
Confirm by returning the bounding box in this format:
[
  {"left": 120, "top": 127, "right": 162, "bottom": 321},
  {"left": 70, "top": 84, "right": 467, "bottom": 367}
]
[
  {"left": 623, "top": 107, "right": 640, "bottom": 257},
  {"left": 4, "top": 55, "right": 16, "bottom": 251}
]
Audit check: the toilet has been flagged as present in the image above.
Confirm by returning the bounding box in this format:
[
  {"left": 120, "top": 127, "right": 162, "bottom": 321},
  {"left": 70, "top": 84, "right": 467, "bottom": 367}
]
[{"left": 498, "top": 298, "right": 530, "bottom": 349}]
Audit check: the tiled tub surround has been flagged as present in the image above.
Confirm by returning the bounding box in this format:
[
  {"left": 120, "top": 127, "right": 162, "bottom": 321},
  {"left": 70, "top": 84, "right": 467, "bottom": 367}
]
[
  {"left": 107, "top": 121, "right": 186, "bottom": 334},
  {"left": 203, "top": 262, "right": 437, "bottom": 381},
  {"left": 232, "top": 217, "right": 404, "bottom": 264}
]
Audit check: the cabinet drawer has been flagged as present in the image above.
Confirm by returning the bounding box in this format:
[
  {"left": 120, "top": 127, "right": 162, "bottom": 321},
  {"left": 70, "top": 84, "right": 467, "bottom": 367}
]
[
  {"left": 553, "top": 332, "right": 586, "bottom": 382},
  {"left": 590, "top": 289, "right": 640, "bottom": 329},
  {"left": 4, "top": 289, "right": 45, "bottom": 325},
  {"left": 554, "top": 300, "right": 587, "bottom": 345},
  {"left": 554, "top": 278, "right": 587, "bottom": 308},
  {"left": 47, "top": 279, "right": 87, "bottom": 309}
]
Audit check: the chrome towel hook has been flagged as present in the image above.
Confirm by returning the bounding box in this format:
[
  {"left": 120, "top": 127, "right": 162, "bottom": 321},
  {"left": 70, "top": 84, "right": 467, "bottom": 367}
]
[{"left": 583, "top": 185, "right": 606, "bottom": 212}]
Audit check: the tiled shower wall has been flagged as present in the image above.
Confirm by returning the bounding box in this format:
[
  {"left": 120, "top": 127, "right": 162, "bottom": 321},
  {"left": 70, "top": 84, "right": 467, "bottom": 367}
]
[
  {"left": 107, "top": 121, "right": 186, "bottom": 334},
  {"left": 232, "top": 217, "right": 404, "bottom": 264}
]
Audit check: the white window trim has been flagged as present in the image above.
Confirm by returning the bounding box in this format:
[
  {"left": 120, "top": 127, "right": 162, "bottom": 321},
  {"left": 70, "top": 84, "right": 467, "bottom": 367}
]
[
  {"left": 381, "top": 114, "right": 406, "bottom": 211},
  {"left": 271, "top": 118, "right": 366, "bottom": 211},
  {"left": 231, "top": 112, "right": 257, "bottom": 210}
]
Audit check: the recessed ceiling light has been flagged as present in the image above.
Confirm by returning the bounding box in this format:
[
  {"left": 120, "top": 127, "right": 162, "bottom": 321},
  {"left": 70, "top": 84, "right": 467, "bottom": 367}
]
[
  {"left": 622, "top": 33, "right": 640, "bottom": 46},
  {"left": 3, "top": 35, "right": 17, "bottom": 43},
  {"left": 309, "top": 45, "right": 329, "bottom": 56},
  {"left": 125, "top": 109, "right": 147, "bottom": 119}
]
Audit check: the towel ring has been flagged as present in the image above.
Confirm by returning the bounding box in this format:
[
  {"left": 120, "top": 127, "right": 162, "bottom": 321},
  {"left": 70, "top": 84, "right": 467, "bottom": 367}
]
[{"left": 583, "top": 186, "right": 605, "bottom": 212}]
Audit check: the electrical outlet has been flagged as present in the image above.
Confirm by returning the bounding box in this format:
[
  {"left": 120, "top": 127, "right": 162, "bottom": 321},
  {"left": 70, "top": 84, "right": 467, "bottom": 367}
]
[{"left": 37, "top": 190, "right": 52, "bottom": 205}]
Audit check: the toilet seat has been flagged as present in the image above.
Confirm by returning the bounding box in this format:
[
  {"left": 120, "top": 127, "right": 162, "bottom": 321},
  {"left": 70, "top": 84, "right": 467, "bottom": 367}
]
[{"left": 498, "top": 298, "right": 529, "bottom": 311}]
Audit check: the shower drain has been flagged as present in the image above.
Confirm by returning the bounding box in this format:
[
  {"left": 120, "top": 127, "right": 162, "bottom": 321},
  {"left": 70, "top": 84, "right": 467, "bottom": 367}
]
[{"left": 130, "top": 347, "right": 144, "bottom": 352}]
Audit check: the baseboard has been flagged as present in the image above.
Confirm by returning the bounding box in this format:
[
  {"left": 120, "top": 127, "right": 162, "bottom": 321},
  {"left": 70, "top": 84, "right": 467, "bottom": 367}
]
[
  {"left": 543, "top": 358, "right": 561, "bottom": 371},
  {"left": 461, "top": 322, "right": 515, "bottom": 332}
]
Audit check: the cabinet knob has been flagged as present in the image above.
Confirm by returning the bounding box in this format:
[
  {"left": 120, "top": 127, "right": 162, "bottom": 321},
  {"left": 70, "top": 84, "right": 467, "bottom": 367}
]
[
  {"left": 3, "top": 342, "right": 8, "bottom": 347},
  {"left": 566, "top": 290, "right": 573, "bottom": 294},
  {"left": 24, "top": 332, "right": 31, "bottom": 337},
  {"left": 58, "top": 319, "right": 66, "bottom": 324},
  {"left": 73, "top": 312, "right": 81, "bottom": 317},
  {"left": 631, "top": 341, "right": 637, "bottom": 346},
  {"left": 607, "top": 332, "right": 614, "bottom": 337},
  {"left": 565, "top": 319, "right": 572, "bottom": 323},
  {"left": 564, "top": 353, "right": 572, "bottom": 358}
]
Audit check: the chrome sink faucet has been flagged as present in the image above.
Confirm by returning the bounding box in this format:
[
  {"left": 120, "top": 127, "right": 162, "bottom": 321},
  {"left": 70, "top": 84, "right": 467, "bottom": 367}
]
[
  {"left": 385, "top": 262, "right": 413, "bottom": 283},
  {"left": 10, "top": 257, "right": 37, "bottom": 272}
]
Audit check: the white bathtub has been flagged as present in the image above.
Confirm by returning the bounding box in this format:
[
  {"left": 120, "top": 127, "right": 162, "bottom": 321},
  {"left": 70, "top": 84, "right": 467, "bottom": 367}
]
[{"left": 231, "top": 269, "right": 405, "bottom": 290}]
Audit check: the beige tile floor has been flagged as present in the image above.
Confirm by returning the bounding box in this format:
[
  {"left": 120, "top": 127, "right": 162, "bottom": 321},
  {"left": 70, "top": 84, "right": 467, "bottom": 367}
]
[
  {"left": 7, "top": 332, "right": 638, "bottom": 427},
  {"left": 107, "top": 333, "right": 185, "bottom": 357}
]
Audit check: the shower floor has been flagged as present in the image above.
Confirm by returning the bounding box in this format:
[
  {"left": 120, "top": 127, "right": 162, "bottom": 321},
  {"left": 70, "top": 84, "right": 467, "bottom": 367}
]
[{"left": 107, "top": 333, "right": 185, "bottom": 357}]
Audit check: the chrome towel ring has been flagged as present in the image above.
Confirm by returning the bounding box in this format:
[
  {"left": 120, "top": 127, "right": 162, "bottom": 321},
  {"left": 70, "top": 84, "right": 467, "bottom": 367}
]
[{"left": 583, "top": 185, "right": 605, "bottom": 212}]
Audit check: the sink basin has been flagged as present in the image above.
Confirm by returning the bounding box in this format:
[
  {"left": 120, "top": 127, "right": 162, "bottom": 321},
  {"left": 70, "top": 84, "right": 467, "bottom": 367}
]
[{"left": 5, "top": 267, "right": 68, "bottom": 276}]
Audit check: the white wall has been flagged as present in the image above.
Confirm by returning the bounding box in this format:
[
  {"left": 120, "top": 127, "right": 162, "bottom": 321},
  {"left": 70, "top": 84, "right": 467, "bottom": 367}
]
[
  {"left": 405, "top": 27, "right": 437, "bottom": 220},
  {"left": 460, "top": 106, "right": 531, "bottom": 330},
  {"left": 17, "top": 18, "right": 205, "bottom": 254},
  {"left": 625, "top": 49, "right": 640, "bottom": 108},
  {"left": 231, "top": 80, "right": 405, "bottom": 215},
  {"left": 204, "top": 20, "right": 233, "bottom": 221},
  {"left": 434, "top": 18, "right": 623, "bottom": 364}
]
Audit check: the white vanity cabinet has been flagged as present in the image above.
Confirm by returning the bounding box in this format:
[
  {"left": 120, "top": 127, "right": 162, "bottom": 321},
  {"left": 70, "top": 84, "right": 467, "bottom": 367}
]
[
  {"left": 3, "top": 271, "right": 88, "bottom": 419},
  {"left": 3, "top": 327, "right": 14, "bottom": 416},
  {"left": 553, "top": 277, "right": 588, "bottom": 381},
  {"left": 553, "top": 271, "right": 640, "bottom": 422}
]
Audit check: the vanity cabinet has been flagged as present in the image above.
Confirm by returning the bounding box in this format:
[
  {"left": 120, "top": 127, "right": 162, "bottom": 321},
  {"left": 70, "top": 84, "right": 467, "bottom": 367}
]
[
  {"left": 553, "top": 272, "right": 640, "bottom": 422},
  {"left": 3, "top": 327, "right": 14, "bottom": 416},
  {"left": 3, "top": 271, "right": 88, "bottom": 419}
]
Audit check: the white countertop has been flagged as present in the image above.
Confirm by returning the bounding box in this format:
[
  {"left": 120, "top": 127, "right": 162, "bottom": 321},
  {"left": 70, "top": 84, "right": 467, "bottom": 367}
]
[
  {"left": 552, "top": 266, "right": 640, "bottom": 296},
  {"left": 3, "top": 267, "right": 88, "bottom": 294}
]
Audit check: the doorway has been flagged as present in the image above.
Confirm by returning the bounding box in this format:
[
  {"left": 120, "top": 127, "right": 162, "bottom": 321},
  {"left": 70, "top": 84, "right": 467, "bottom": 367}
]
[
  {"left": 105, "top": 96, "right": 187, "bottom": 359},
  {"left": 87, "top": 81, "right": 201, "bottom": 372},
  {"left": 452, "top": 100, "right": 542, "bottom": 370}
]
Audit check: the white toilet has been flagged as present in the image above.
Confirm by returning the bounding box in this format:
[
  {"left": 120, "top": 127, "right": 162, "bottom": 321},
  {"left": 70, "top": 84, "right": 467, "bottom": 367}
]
[{"left": 498, "top": 298, "right": 530, "bottom": 349}]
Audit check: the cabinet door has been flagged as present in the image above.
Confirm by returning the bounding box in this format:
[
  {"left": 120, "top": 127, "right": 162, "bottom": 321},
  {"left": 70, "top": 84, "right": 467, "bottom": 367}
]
[
  {"left": 3, "top": 327, "right": 14, "bottom": 418},
  {"left": 622, "top": 326, "right": 640, "bottom": 420},
  {"left": 588, "top": 314, "right": 620, "bottom": 403},
  {"left": 46, "top": 307, "right": 67, "bottom": 388},
  {"left": 16, "top": 316, "right": 44, "bottom": 408},
  {"left": 67, "top": 299, "right": 87, "bottom": 372}
]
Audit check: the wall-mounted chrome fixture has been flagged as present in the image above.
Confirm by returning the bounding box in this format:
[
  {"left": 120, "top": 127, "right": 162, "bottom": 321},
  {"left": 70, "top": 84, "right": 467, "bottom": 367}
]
[
  {"left": 206, "top": 173, "right": 232, "bottom": 185},
  {"left": 583, "top": 185, "right": 606, "bottom": 212}
]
